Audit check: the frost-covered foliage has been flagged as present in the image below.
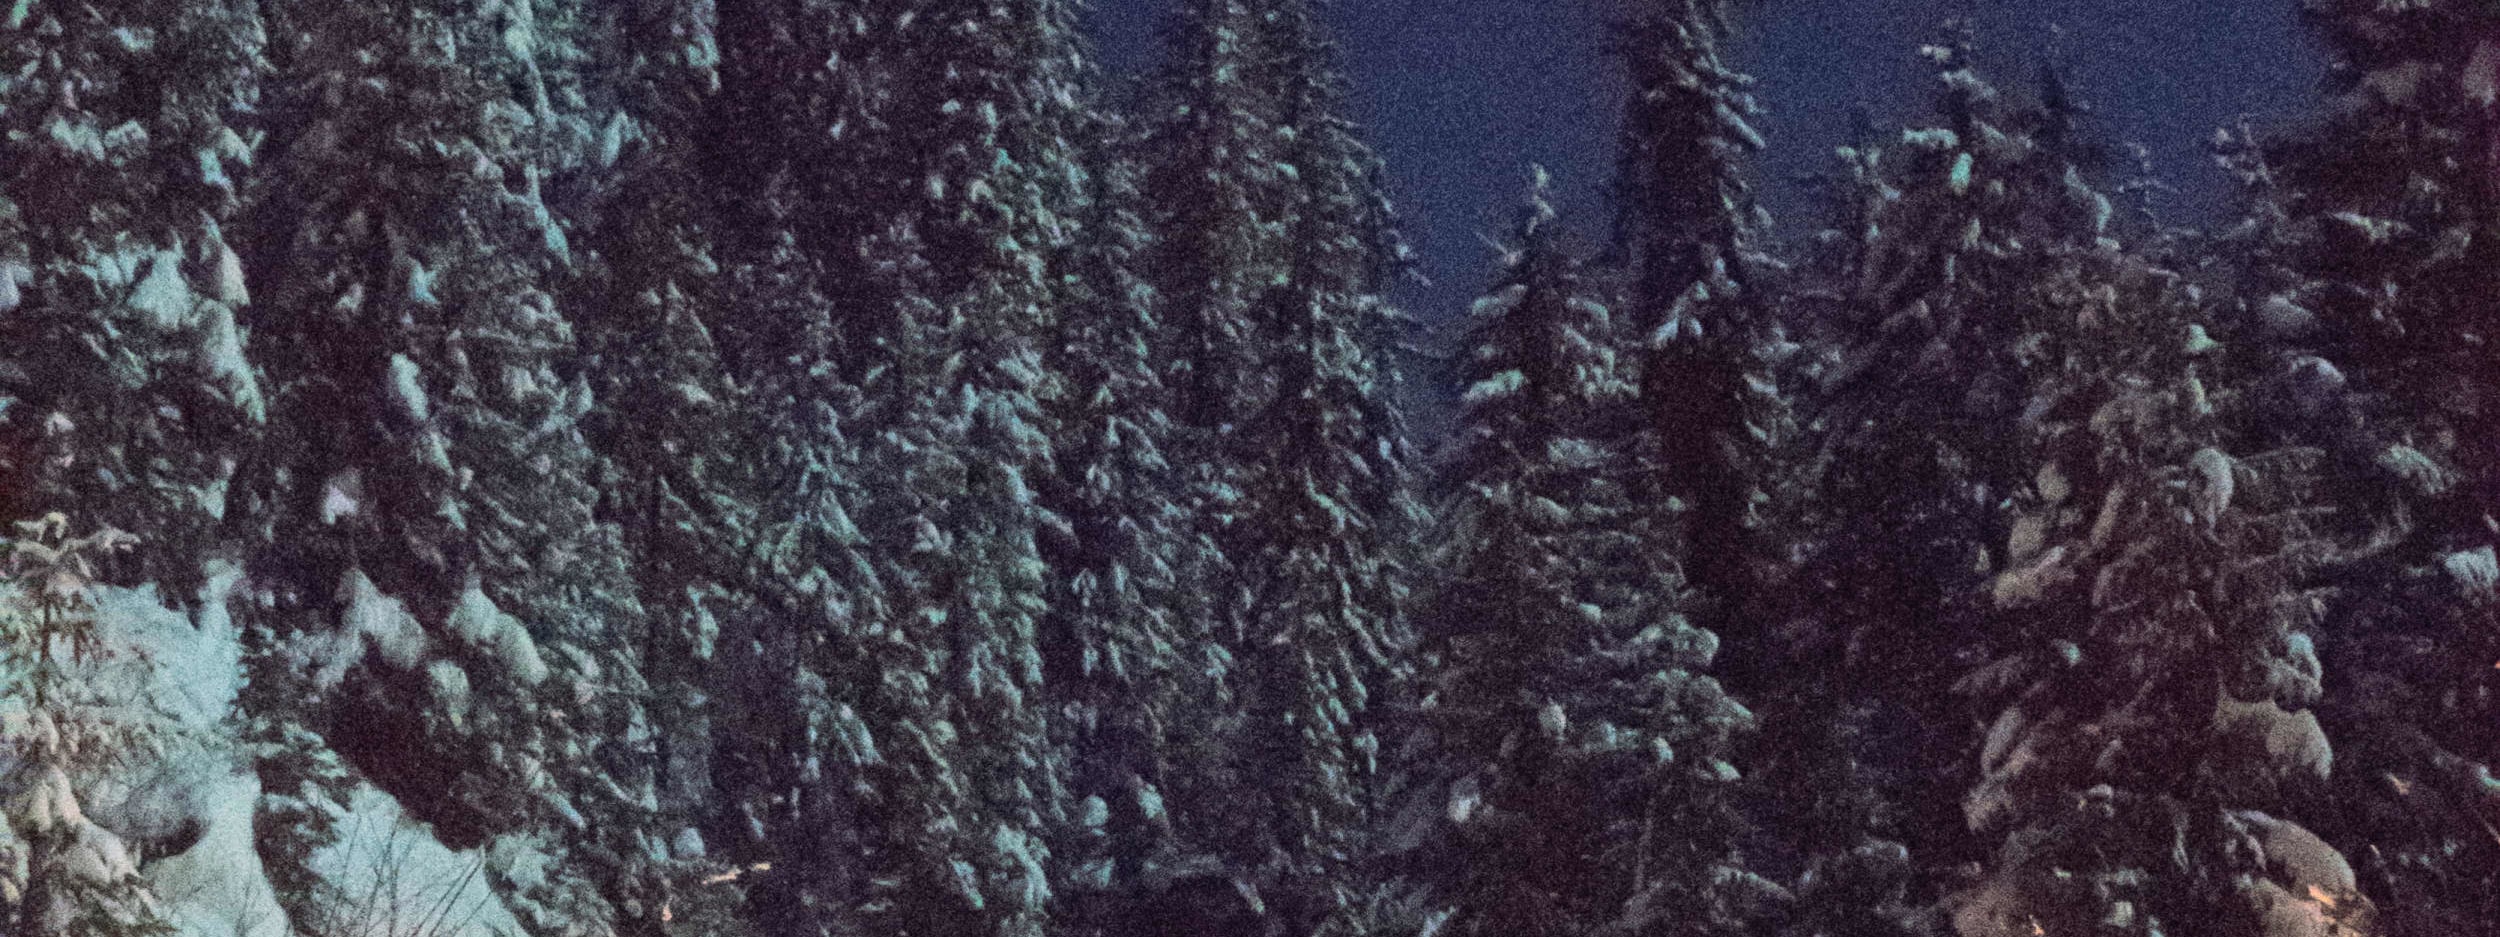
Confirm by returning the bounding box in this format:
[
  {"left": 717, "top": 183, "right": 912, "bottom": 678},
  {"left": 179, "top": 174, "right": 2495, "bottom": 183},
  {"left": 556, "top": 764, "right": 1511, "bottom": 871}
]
[
  {"left": 1789, "top": 33, "right": 2151, "bottom": 915},
  {"left": 233, "top": 0, "right": 669, "bottom": 933},
  {"left": 0, "top": 0, "right": 267, "bottom": 600},
  {"left": 1036, "top": 103, "right": 1208, "bottom": 935},
  {"left": 1939, "top": 206, "right": 2373, "bottom": 937},
  {"left": 0, "top": 517, "right": 167, "bottom": 936},
  {"left": 1158, "top": 3, "right": 1424, "bottom": 930},
  {"left": 1403, "top": 169, "right": 1768, "bottom": 937},
  {"left": 1614, "top": 1, "right": 1798, "bottom": 635},
  {"left": 19, "top": 2, "right": 2500, "bottom": 937},
  {"left": 2247, "top": 2, "right": 2500, "bottom": 930}
]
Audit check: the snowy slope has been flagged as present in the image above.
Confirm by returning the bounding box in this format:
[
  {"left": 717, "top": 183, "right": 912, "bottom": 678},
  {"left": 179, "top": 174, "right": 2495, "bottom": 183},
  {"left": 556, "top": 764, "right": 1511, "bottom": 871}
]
[{"left": 60, "top": 566, "right": 526, "bottom": 937}]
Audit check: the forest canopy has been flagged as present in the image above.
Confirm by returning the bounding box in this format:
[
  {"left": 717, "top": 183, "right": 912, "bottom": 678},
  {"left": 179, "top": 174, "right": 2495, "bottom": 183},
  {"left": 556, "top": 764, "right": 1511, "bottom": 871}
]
[{"left": 0, "top": 1, "right": 2493, "bottom": 936}]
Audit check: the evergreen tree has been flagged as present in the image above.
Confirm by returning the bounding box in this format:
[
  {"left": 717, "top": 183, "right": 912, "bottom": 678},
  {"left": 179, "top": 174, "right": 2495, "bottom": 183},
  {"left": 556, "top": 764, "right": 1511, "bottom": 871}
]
[
  {"left": 570, "top": 0, "right": 750, "bottom": 928},
  {"left": 832, "top": 3, "right": 1092, "bottom": 933},
  {"left": 677, "top": 6, "right": 935, "bottom": 936},
  {"left": 1939, "top": 214, "right": 2373, "bottom": 937},
  {"left": 1130, "top": 6, "right": 1421, "bottom": 930},
  {"left": 1139, "top": 0, "right": 1293, "bottom": 435},
  {"left": 1597, "top": 4, "right": 1884, "bottom": 931},
  {"left": 705, "top": 190, "right": 893, "bottom": 937},
  {"left": 1611, "top": 0, "right": 1791, "bottom": 654},
  {"left": 0, "top": 517, "right": 169, "bottom": 936},
  {"left": 1128, "top": 1, "right": 1279, "bottom": 901},
  {"left": 1130, "top": 5, "right": 1296, "bottom": 885},
  {"left": 695, "top": 1, "right": 1097, "bottom": 934},
  {"left": 237, "top": 0, "right": 662, "bottom": 930},
  {"left": 1035, "top": 105, "right": 1203, "bottom": 933},
  {"left": 1803, "top": 33, "right": 2122, "bottom": 910},
  {"left": 1200, "top": 3, "right": 1423, "bottom": 929},
  {"left": 1408, "top": 168, "right": 1737, "bottom": 937},
  {"left": 2248, "top": 3, "right": 2500, "bottom": 931},
  {"left": 0, "top": 0, "right": 268, "bottom": 601}
]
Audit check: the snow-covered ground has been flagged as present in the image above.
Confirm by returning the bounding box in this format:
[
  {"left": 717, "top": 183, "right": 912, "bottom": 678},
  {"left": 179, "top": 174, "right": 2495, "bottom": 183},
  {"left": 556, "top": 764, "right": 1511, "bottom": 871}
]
[{"left": 35, "top": 566, "right": 528, "bottom": 937}]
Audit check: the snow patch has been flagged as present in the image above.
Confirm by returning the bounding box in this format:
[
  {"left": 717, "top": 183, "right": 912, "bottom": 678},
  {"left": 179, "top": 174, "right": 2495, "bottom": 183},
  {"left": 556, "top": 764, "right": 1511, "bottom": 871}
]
[
  {"left": 129, "top": 248, "right": 195, "bottom": 331},
  {"left": 200, "top": 301, "right": 266, "bottom": 423},
  {"left": 320, "top": 468, "right": 364, "bottom": 525},
  {"left": 427, "top": 659, "right": 473, "bottom": 726},
  {"left": 1463, "top": 369, "right": 1524, "bottom": 404},
  {"left": 32, "top": 568, "right": 295, "bottom": 935},
  {"left": 304, "top": 785, "right": 526, "bottom": 937},
  {"left": 2445, "top": 546, "right": 2498, "bottom": 602},
  {"left": 301, "top": 569, "right": 430, "bottom": 690},
  {"left": 148, "top": 772, "right": 290, "bottom": 937},
  {"left": 447, "top": 579, "right": 546, "bottom": 686},
  {"left": 389, "top": 353, "right": 430, "bottom": 423}
]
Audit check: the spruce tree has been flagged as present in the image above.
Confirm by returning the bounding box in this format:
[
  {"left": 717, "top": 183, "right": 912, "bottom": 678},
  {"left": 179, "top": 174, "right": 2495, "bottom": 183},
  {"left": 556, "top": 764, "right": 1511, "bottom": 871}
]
[
  {"left": 1128, "top": 1, "right": 1279, "bottom": 901},
  {"left": 675, "top": 5, "right": 948, "bottom": 935},
  {"left": 1191, "top": 4, "right": 1423, "bottom": 930},
  {"left": 1035, "top": 105, "right": 1204, "bottom": 932},
  {"left": 1802, "top": 33, "right": 2122, "bottom": 909},
  {"left": 1409, "top": 168, "right": 1733, "bottom": 937},
  {"left": 1939, "top": 208, "right": 2373, "bottom": 936},
  {"left": 238, "top": 0, "right": 662, "bottom": 931},
  {"left": 0, "top": 0, "right": 268, "bottom": 601},
  {"left": 569, "top": 0, "right": 751, "bottom": 928},
  {"left": 696, "top": 1, "right": 1098, "bottom": 934},
  {"left": 0, "top": 517, "right": 169, "bottom": 935},
  {"left": 1130, "top": 6, "right": 1422, "bottom": 929},
  {"left": 1593, "top": 5, "right": 1880, "bottom": 931},
  {"left": 1612, "top": 0, "right": 1791, "bottom": 654},
  {"left": 2248, "top": 2, "right": 2500, "bottom": 930},
  {"left": 833, "top": 3, "right": 1093, "bottom": 933},
  {"left": 1140, "top": 0, "right": 1293, "bottom": 435}
]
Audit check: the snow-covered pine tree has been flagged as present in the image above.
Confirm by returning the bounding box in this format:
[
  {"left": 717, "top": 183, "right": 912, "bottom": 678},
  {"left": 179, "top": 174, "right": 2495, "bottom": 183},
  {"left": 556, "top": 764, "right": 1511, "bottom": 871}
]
[
  {"left": 667, "top": 6, "right": 954, "bottom": 935},
  {"left": 2276, "top": 0, "right": 2500, "bottom": 532},
  {"left": 700, "top": 1, "right": 1096, "bottom": 933},
  {"left": 237, "top": 0, "right": 662, "bottom": 931},
  {"left": 1403, "top": 168, "right": 1702, "bottom": 937},
  {"left": 567, "top": 0, "right": 755, "bottom": 929},
  {"left": 1606, "top": 6, "right": 1802, "bottom": 929},
  {"left": 1752, "top": 84, "right": 1929, "bottom": 937},
  {"left": 1611, "top": 0, "right": 1793, "bottom": 667},
  {"left": 1139, "top": 0, "right": 1292, "bottom": 436},
  {"left": 0, "top": 0, "right": 268, "bottom": 602},
  {"left": 840, "top": 3, "right": 1097, "bottom": 934},
  {"left": 2247, "top": 3, "right": 2500, "bottom": 930},
  {"left": 1208, "top": 3, "right": 1423, "bottom": 929},
  {"left": 701, "top": 187, "right": 895, "bottom": 937},
  {"left": 1034, "top": 101, "right": 1208, "bottom": 934},
  {"left": 0, "top": 516, "right": 168, "bottom": 936},
  {"left": 1802, "top": 31, "right": 2123, "bottom": 908},
  {"left": 1938, "top": 164, "right": 2376, "bottom": 937},
  {"left": 1128, "top": 6, "right": 1298, "bottom": 885}
]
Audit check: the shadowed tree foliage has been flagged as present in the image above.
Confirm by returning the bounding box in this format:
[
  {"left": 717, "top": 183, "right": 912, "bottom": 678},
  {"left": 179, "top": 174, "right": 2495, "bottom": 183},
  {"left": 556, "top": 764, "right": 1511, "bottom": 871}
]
[
  {"left": 1799, "top": 32, "right": 2131, "bottom": 913},
  {"left": 1406, "top": 169, "right": 1775, "bottom": 937},
  {"left": 5, "top": 3, "right": 2496, "bottom": 937},
  {"left": 1034, "top": 104, "right": 1205, "bottom": 934},
  {"left": 0, "top": 0, "right": 268, "bottom": 603},
  {"left": 236, "top": 0, "right": 664, "bottom": 931},
  {"left": 2247, "top": 3, "right": 2500, "bottom": 933}
]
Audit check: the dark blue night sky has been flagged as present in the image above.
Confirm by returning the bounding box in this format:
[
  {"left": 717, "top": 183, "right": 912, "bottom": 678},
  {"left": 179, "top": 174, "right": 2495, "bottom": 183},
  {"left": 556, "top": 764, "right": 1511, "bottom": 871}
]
[{"left": 1085, "top": 0, "right": 2325, "bottom": 334}]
